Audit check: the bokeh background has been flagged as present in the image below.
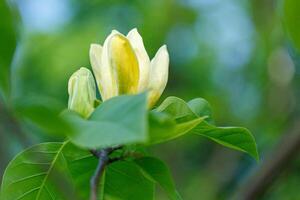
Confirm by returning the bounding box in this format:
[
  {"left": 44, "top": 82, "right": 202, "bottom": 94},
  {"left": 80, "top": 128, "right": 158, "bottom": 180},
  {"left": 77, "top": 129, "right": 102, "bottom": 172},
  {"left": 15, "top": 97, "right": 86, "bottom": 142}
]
[{"left": 1, "top": 0, "right": 300, "bottom": 199}]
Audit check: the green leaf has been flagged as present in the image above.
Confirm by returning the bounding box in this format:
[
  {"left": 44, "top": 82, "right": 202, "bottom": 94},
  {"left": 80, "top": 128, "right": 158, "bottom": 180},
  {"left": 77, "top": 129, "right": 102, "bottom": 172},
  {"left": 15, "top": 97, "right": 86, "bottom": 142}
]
[
  {"left": 63, "top": 145, "right": 155, "bottom": 200},
  {"left": 134, "top": 157, "right": 182, "bottom": 200},
  {"left": 0, "top": 0, "right": 17, "bottom": 99},
  {"left": 64, "top": 93, "right": 148, "bottom": 149},
  {"left": 104, "top": 161, "right": 154, "bottom": 200},
  {"left": 187, "top": 98, "right": 213, "bottom": 123},
  {"left": 283, "top": 0, "right": 300, "bottom": 52},
  {"left": 191, "top": 122, "right": 259, "bottom": 161},
  {"left": 0, "top": 142, "right": 79, "bottom": 200},
  {"left": 148, "top": 97, "right": 205, "bottom": 144},
  {"left": 187, "top": 99, "right": 259, "bottom": 161},
  {"left": 155, "top": 96, "right": 198, "bottom": 121},
  {"left": 149, "top": 96, "right": 259, "bottom": 160},
  {"left": 1, "top": 142, "right": 154, "bottom": 200},
  {"left": 14, "top": 97, "right": 73, "bottom": 137},
  {"left": 64, "top": 146, "right": 154, "bottom": 200}
]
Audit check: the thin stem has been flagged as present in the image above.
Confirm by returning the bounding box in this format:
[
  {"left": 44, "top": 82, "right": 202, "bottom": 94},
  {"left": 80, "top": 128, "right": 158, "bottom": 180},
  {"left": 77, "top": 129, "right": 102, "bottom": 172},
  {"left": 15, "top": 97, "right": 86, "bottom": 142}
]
[
  {"left": 89, "top": 145, "right": 123, "bottom": 200},
  {"left": 90, "top": 149, "right": 109, "bottom": 200}
]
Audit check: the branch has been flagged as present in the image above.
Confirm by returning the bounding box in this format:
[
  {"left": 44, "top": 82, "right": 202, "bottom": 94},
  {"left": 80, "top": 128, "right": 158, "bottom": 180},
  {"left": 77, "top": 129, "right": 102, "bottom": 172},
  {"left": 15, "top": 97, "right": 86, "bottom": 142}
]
[
  {"left": 89, "top": 146, "right": 123, "bottom": 200},
  {"left": 233, "top": 120, "right": 300, "bottom": 199},
  {"left": 90, "top": 149, "right": 109, "bottom": 200}
]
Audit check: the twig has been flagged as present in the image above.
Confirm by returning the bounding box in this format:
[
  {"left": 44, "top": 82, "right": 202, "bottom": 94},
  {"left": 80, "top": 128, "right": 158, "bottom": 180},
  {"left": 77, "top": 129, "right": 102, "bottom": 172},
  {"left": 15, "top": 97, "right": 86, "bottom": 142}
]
[
  {"left": 89, "top": 145, "right": 123, "bottom": 200},
  {"left": 90, "top": 149, "right": 110, "bottom": 200},
  {"left": 233, "top": 120, "right": 300, "bottom": 200}
]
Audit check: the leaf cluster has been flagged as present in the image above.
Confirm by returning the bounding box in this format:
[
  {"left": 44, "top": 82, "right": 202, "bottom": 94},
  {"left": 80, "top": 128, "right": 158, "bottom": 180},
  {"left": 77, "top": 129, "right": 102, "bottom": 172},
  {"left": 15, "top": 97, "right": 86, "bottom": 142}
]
[{"left": 1, "top": 93, "right": 258, "bottom": 199}]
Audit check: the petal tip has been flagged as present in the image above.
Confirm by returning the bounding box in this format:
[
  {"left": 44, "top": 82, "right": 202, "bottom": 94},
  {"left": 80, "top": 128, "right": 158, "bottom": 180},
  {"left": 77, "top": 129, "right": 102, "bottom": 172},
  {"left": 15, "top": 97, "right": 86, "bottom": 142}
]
[
  {"left": 127, "top": 27, "right": 142, "bottom": 38},
  {"left": 157, "top": 45, "right": 169, "bottom": 58},
  {"left": 90, "top": 44, "right": 102, "bottom": 53},
  {"left": 160, "top": 44, "right": 168, "bottom": 51},
  {"left": 129, "top": 27, "right": 138, "bottom": 33}
]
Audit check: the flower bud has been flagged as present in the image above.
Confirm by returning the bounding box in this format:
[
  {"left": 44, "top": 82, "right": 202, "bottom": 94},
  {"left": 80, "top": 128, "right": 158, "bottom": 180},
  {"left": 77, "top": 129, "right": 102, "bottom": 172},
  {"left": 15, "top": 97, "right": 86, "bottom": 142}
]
[{"left": 68, "top": 67, "right": 96, "bottom": 118}]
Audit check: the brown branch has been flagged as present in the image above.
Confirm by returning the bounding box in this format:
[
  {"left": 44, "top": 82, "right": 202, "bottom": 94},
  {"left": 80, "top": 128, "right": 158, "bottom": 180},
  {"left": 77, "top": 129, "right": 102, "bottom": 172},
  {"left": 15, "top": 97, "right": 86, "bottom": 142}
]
[
  {"left": 90, "top": 148, "right": 110, "bottom": 200},
  {"left": 89, "top": 145, "right": 123, "bottom": 200},
  {"left": 233, "top": 120, "right": 300, "bottom": 200}
]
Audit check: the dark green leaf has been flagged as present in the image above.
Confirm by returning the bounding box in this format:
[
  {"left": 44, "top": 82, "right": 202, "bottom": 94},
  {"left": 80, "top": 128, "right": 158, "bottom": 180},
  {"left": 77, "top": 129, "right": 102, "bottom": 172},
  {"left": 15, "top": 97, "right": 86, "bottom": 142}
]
[
  {"left": 63, "top": 145, "right": 155, "bottom": 200},
  {"left": 15, "top": 97, "right": 72, "bottom": 137},
  {"left": 0, "top": 0, "right": 17, "bottom": 98},
  {"left": 104, "top": 161, "right": 154, "bottom": 200},
  {"left": 64, "top": 93, "right": 148, "bottom": 149},
  {"left": 135, "top": 157, "right": 182, "bottom": 200}
]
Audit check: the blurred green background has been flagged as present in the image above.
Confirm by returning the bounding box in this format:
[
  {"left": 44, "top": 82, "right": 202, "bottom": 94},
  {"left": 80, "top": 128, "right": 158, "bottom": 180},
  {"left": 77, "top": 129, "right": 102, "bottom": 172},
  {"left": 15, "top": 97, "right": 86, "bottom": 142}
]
[{"left": 1, "top": 0, "right": 300, "bottom": 199}]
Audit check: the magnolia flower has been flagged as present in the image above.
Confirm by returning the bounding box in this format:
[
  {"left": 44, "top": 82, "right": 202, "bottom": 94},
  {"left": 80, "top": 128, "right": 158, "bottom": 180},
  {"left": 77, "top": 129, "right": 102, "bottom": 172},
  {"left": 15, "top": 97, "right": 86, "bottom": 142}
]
[
  {"left": 68, "top": 67, "right": 96, "bottom": 118},
  {"left": 90, "top": 28, "right": 169, "bottom": 107}
]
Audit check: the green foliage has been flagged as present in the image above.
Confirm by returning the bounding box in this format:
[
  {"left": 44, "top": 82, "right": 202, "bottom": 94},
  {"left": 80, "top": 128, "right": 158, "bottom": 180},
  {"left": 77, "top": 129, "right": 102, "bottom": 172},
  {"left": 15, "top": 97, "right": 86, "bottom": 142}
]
[
  {"left": 135, "top": 157, "right": 182, "bottom": 200},
  {"left": 64, "top": 93, "right": 148, "bottom": 149},
  {"left": 0, "top": 142, "right": 155, "bottom": 200},
  {"left": 191, "top": 123, "right": 259, "bottom": 161},
  {"left": 1, "top": 0, "right": 298, "bottom": 198},
  {"left": 148, "top": 97, "right": 206, "bottom": 144},
  {"left": 148, "top": 96, "right": 258, "bottom": 160},
  {"left": 104, "top": 161, "right": 154, "bottom": 200},
  {"left": 284, "top": 0, "right": 300, "bottom": 52},
  {"left": 0, "top": 142, "right": 78, "bottom": 200},
  {"left": 14, "top": 97, "right": 72, "bottom": 137},
  {"left": 0, "top": 0, "right": 16, "bottom": 99},
  {"left": 64, "top": 143, "right": 155, "bottom": 200},
  {"left": 1, "top": 93, "right": 258, "bottom": 199},
  {"left": 187, "top": 98, "right": 259, "bottom": 161}
]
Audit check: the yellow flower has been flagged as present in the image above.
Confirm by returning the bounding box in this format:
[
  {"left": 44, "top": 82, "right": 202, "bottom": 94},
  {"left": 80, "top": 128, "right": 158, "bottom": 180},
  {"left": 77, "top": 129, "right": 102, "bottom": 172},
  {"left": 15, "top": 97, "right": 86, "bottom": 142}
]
[
  {"left": 89, "top": 28, "right": 169, "bottom": 107},
  {"left": 68, "top": 67, "right": 96, "bottom": 118}
]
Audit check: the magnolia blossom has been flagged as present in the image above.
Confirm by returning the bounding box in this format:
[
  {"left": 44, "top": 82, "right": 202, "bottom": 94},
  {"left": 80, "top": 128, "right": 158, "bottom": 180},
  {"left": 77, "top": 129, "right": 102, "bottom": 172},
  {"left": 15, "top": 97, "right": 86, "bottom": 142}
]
[
  {"left": 68, "top": 28, "right": 169, "bottom": 117},
  {"left": 90, "top": 28, "right": 169, "bottom": 107}
]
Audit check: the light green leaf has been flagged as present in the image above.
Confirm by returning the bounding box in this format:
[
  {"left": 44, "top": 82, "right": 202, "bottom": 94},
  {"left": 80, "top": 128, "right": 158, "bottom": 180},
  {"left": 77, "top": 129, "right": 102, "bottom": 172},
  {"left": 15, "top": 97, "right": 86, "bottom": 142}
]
[
  {"left": 0, "top": 0, "right": 17, "bottom": 99},
  {"left": 187, "top": 98, "right": 259, "bottom": 161},
  {"left": 155, "top": 96, "right": 198, "bottom": 121},
  {"left": 148, "top": 97, "right": 205, "bottom": 144},
  {"left": 187, "top": 98, "right": 213, "bottom": 123},
  {"left": 134, "top": 157, "right": 182, "bottom": 200},
  {"left": 149, "top": 96, "right": 258, "bottom": 160},
  {"left": 64, "top": 93, "right": 148, "bottom": 149},
  {"left": 191, "top": 122, "right": 259, "bottom": 161},
  {"left": 0, "top": 142, "right": 79, "bottom": 200}
]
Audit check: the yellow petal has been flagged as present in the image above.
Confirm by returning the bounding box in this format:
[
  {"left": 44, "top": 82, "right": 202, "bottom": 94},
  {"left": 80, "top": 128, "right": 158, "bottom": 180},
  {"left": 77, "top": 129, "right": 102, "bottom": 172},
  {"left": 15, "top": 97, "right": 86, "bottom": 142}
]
[
  {"left": 109, "top": 34, "right": 139, "bottom": 94},
  {"left": 127, "top": 28, "right": 150, "bottom": 92}
]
